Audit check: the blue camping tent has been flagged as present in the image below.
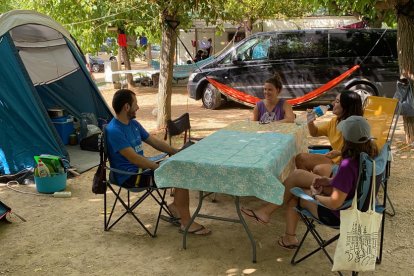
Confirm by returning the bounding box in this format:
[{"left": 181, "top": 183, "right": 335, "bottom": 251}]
[{"left": 0, "top": 10, "right": 113, "bottom": 175}]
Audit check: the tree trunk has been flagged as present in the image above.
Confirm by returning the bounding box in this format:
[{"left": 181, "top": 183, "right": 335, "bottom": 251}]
[
  {"left": 398, "top": 10, "right": 414, "bottom": 142},
  {"left": 156, "top": 20, "right": 176, "bottom": 129},
  {"left": 119, "top": 46, "right": 134, "bottom": 88}
]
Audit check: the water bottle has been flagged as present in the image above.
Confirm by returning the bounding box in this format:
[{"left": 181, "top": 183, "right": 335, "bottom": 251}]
[
  {"left": 37, "top": 159, "right": 50, "bottom": 178},
  {"left": 53, "top": 191, "right": 72, "bottom": 198},
  {"left": 305, "top": 105, "right": 331, "bottom": 123},
  {"left": 313, "top": 105, "right": 330, "bottom": 117}
]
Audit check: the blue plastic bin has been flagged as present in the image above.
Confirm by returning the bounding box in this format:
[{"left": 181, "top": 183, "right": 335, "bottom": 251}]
[
  {"left": 34, "top": 172, "right": 67, "bottom": 193},
  {"left": 51, "top": 116, "right": 74, "bottom": 145}
]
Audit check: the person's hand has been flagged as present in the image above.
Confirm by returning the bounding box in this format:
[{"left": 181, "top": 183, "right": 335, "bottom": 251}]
[
  {"left": 324, "top": 150, "right": 341, "bottom": 159},
  {"left": 306, "top": 110, "right": 316, "bottom": 124},
  {"left": 310, "top": 184, "right": 323, "bottom": 196},
  {"left": 312, "top": 176, "right": 330, "bottom": 188}
]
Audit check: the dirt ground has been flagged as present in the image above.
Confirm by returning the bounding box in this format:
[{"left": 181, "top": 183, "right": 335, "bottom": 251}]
[{"left": 1, "top": 82, "right": 414, "bottom": 276}]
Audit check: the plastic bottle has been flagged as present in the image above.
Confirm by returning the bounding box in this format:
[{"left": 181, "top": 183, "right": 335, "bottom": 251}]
[
  {"left": 312, "top": 105, "right": 330, "bottom": 117},
  {"left": 53, "top": 191, "right": 72, "bottom": 198},
  {"left": 37, "top": 159, "right": 50, "bottom": 178}
]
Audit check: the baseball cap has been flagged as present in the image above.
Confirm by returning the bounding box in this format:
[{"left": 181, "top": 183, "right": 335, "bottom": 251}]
[{"left": 337, "top": 116, "right": 374, "bottom": 144}]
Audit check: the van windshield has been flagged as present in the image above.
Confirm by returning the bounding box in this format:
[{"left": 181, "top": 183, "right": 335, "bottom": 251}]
[{"left": 221, "top": 36, "right": 271, "bottom": 64}]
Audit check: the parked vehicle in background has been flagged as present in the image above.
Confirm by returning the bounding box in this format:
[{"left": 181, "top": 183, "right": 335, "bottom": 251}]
[
  {"left": 88, "top": 56, "right": 105, "bottom": 72},
  {"left": 187, "top": 28, "right": 398, "bottom": 109}
]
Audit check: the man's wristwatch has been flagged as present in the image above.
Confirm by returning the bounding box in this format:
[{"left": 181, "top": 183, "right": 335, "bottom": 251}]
[{"left": 311, "top": 194, "right": 317, "bottom": 200}]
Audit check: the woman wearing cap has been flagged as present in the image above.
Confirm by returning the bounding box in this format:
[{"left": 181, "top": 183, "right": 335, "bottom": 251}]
[
  {"left": 277, "top": 116, "right": 378, "bottom": 249},
  {"left": 295, "top": 91, "right": 363, "bottom": 176},
  {"left": 241, "top": 92, "right": 363, "bottom": 224}
]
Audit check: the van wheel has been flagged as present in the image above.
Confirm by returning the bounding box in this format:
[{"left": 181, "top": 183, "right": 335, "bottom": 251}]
[
  {"left": 202, "top": 83, "right": 222, "bottom": 109},
  {"left": 347, "top": 83, "right": 377, "bottom": 105}
]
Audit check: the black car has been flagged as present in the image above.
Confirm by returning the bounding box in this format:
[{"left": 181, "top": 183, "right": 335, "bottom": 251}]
[
  {"left": 89, "top": 56, "right": 105, "bottom": 72},
  {"left": 187, "top": 29, "right": 398, "bottom": 109}
]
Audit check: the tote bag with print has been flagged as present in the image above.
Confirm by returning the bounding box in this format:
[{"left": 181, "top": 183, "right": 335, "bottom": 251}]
[{"left": 332, "top": 160, "right": 383, "bottom": 272}]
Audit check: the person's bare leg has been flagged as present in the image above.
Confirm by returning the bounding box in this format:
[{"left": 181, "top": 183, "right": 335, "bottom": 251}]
[
  {"left": 241, "top": 203, "right": 280, "bottom": 224},
  {"left": 295, "top": 153, "right": 333, "bottom": 171},
  {"left": 313, "top": 163, "right": 333, "bottom": 177},
  {"left": 170, "top": 188, "right": 210, "bottom": 233},
  {"left": 244, "top": 169, "right": 319, "bottom": 223},
  {"left": 282, "top": 189, "right": 319, "bottom": 246},
  {"left": 283, "top": 169, "right": 320, "bottom": 205},
  {"left": 282, "top": 196, "right": 300, "bottom": 245}
]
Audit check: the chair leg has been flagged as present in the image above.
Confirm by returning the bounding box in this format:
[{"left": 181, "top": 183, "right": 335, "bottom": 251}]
[
  {"left": 291, "top": 214, "right": 342, "bottom": 275},
  {"left": 377, "top": 208, "right": 387, "bottom": 264},
  {"left": 104, "top": 184, "right": 161, "bottom": 237},
  {"left": 385, "top": 192, "right": 396, "bottom": 216}
]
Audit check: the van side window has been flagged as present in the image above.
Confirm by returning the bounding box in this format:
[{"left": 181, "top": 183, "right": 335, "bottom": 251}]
[
  {"left": 269, "top": 32, "right": 327, "bottom": 60},
  {"left": 384, "top": 31, "right": 397, "bottom": 57},
  {"left": 329, "top": 32, "right": 357, "bottom": 57},
  {"left": 329, "top": 31, "right": 394, "bottom": 58},
  {"left": 221, "top": 36, "right": 271, "bottom": 64}
]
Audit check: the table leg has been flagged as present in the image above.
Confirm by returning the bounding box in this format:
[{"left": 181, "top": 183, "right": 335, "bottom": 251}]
[
  {"left": 183, "top": 191, "right": 204, "bottom": 249},
  {"left": 235, "top": 196, "right": 257, "bottom": 263},
  {"left": 182, "top": 192, "right": 257, "bottom": 263}
]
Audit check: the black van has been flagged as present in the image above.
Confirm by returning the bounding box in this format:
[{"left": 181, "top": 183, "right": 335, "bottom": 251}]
[{"left": 187, "top": 29, "right": 398, "bottom": 109}]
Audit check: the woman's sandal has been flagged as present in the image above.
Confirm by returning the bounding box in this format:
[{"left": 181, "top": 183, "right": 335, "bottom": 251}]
[
  {"left": 179, "top": 225, "right": 212, "bottom": 236},
  {"left": 277, "top": 233, "right": 299, "bottom": 250}
]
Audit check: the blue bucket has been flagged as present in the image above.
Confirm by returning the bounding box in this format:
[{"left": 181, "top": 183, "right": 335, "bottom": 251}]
[{"left": 34, "top": 173, "right": 67, "bottom": 194}]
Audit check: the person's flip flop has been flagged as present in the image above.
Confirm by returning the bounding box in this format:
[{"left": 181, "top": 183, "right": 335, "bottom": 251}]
[
  {"left": 179, "top": 225, "right": 212, "bottom": 236},
  {"left": 241, "top": 207, "right": 269, "bottom": 225},
  {"left": 277, "top": 236, "right": 299, "bottom": 250},
  {"left": 160, "top": 214, "right": 180, "bottom": 227}
]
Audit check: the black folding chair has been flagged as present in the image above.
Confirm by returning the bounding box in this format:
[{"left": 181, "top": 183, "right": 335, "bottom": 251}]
[
  {"left": 101, "top": 127, "right": 172, "bottom": 237},
  {"left": 164, "top": 113, "right": 206, "bottom": 198},
  {"left": 164, "top": 112, "right": 201, "bottom": 148},
  {"left": 290, "top": 152, "right": 383, "bottom": 276}
]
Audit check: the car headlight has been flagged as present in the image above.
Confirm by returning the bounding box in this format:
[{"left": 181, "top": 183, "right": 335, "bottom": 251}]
[{"left": 189, "top": 73, "right": 197, "bottom": 81}]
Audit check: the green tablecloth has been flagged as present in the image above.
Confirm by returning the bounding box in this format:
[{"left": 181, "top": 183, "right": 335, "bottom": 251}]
[{"left": 154, "top": 121, "right": 307, "bottom": 205}]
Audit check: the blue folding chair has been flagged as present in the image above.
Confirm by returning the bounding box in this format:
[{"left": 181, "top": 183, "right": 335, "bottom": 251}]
[{"left": 290, "top": 151, "right": 384, "bottom": 276}]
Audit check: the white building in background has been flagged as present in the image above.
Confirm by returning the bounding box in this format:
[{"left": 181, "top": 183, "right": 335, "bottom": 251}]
[{"left": 176, "top": 16, "right": 360, "bottom": 64}]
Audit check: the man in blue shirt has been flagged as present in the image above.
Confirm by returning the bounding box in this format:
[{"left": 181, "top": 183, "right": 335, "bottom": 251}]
[{"left": 106, "top": 89, "right": 211, "bottom": 236}]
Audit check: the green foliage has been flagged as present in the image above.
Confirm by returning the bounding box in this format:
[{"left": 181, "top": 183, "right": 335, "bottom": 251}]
[
  {"left": 223, "top": 0, "right": 314, "bottom": 23},
  {"left": 312, "top": 0, "right": 397, "bottom": 26}
]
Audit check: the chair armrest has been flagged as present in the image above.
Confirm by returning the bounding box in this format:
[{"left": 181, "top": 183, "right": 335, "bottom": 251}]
[
  {"left": 290, "top": 187, "right": 328, "bottom": 208},
  {"left": 147, "top": 153, "right": 168, "bottom": 163},
  {"left": 290, "top": 187, "right": 351, "bottom": 210},
  {"left": 308, "top": 145, "right": 332, "bottom": 154},
  {"left": 290, "top": 187, "right": 317, "bottom": 203},
  {"left": 308, "top": 145, "right": 332, "bottom": 150},
  {"left": 106, "top": 166, "right": 151, "bottom": 176}
]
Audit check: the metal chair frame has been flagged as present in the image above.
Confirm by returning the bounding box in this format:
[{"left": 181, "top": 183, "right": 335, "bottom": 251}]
[
  {"left": 101, "top": 127, "right": 172, "bottom": 237},
  {"left": 290, "top": 152, "right": 381, "bottom": 276}
]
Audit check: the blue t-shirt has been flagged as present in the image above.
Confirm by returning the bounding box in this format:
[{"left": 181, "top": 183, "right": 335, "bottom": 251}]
[
  {"left": 330, "top": 157, "right": 359, "bottom": 217},
  {"left": 106, "top": 118, "right": 150, "bottom": 184}
]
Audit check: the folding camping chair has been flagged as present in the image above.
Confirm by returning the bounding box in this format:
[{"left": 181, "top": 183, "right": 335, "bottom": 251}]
[
  {"left": 164, "top": 112, "right": 201, "bottom": 147},
  {"left": 164, "top": 113, "right": 208, "bottom": 198},
  {"left": 363, "top": 96, "right": 400, "bottom": 217},
  {"left": 101, "top": 127, "right": 172, "bottom": 237},
  {"left": 290, "top": 151, "right": 382, "bottom": 276}
]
